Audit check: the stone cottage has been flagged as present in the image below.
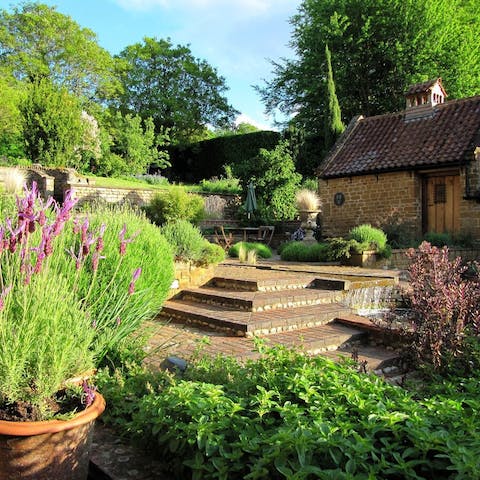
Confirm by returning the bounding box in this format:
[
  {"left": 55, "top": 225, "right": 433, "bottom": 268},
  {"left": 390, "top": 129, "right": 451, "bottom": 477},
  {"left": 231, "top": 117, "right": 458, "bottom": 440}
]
[{"left": 317, "top": 78, "right": 480, "bottom": 240}]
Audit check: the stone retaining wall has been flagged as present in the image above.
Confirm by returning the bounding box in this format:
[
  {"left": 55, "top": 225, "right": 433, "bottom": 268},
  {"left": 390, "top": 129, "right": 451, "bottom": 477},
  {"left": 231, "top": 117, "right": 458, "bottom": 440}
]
[
  {"left": 374, "top": 247, "right": 480, "bottom": 270},
  {"left": 168, "top": 262, "right": 215, "bottom": 299}
]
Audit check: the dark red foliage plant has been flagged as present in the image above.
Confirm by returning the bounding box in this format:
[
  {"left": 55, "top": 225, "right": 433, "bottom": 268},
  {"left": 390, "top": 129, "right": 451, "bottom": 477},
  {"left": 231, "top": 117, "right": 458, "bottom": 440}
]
[{"left": 405, "top": 241, "right": 480, "bottom": 371}]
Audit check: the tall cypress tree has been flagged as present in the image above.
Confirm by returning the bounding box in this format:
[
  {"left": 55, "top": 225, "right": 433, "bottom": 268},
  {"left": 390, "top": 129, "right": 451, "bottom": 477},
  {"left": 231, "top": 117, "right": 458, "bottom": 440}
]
[{"left": 324, "top": 44, "right": 345, "bottom": 151}]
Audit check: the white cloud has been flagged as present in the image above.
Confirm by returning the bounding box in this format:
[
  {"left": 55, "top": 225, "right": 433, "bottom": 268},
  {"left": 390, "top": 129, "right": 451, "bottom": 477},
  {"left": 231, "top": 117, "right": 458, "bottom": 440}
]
[{"left": 235, "top": 113, "right": 275, "bottom": 131}]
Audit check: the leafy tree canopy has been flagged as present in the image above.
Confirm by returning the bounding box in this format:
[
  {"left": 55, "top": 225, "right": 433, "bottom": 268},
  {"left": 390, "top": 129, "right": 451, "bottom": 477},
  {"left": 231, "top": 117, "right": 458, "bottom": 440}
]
[
  {"left": 115, "top": 37, "right": 238, "bottom": 145},
  {"left": 258, "top": 0, "right": 480, "bottom": 137},
  {"left": 0, "top": 2, "right": 117, "bottom": 100}
]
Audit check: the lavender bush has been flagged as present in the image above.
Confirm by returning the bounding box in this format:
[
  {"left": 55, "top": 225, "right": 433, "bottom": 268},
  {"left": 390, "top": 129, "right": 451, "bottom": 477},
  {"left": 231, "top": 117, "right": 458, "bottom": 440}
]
[{"left": 0, "top": 184, "right": 170, "bottom": 419}]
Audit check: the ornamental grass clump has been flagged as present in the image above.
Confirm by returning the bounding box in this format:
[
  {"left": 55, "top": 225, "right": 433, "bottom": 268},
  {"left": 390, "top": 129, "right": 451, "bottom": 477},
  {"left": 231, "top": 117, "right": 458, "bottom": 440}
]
[
  {"left": 0, "top": 184, "right": 152, "bottom": 420},
  {"left": 295, "top": 188, "right": 321, "bottom": 211}
]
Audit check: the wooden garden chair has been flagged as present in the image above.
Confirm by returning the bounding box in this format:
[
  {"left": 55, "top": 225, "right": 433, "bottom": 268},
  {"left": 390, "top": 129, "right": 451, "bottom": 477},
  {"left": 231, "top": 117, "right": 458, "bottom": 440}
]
[
  {"left": 214, "top": 225, "right": 234, "bottom": 250},
  {"left": 248, "top": 225, "right": 275, "bottom": 246}
]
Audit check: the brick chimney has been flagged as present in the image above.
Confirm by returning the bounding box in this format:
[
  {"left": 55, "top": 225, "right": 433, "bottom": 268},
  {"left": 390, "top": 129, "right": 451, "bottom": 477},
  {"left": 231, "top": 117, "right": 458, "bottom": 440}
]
[{"left": 404, "top": 78, "right": 447, "bottom": 121}]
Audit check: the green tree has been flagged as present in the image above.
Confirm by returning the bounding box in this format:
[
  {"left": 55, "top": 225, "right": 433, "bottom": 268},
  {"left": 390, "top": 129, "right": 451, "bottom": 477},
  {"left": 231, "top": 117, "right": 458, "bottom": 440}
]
[
  {"left": 324, "top": 44, "right": 344, "bottom": 151},
  {"left": 0, "top": 71, "right": 25, "bottom": 159},
  {"left": 258, "top": 0, "right": 480, "bottom": 136},
  {"left": 94, "top": 111, "right": 170, "bottom": 177},
  {"left": 20, "top": 78, "right": 86, "bottom": 167},
  {"left": 0, "top": 2, "right": 117, "bottom": 100},
  {"left": 235, "top": 141, "right": 301, "bottom": 221},
  {"left": 115, "top": 37, "right": 238, "bottom": 144}
]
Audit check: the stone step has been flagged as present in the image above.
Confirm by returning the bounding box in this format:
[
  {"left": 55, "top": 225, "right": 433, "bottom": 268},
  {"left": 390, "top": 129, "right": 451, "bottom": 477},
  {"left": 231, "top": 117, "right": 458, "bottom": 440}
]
[
  {"left": 179, "top": 286, "right": 343, "bottom": 312},
  {"left": 208, "top": 266, "right": 320, "bottom": 292},
  {"left": 260, "top": 323, "right": 366, "bottom": 354},
  {"left": 160, "top": 300, "right": 352, "bottom": 337},
  {"left": 207, "top": 274, "right": 319, "bottom": 292},
  {"left": 320, "top": 344, "right": 401, "bottom": 373}
]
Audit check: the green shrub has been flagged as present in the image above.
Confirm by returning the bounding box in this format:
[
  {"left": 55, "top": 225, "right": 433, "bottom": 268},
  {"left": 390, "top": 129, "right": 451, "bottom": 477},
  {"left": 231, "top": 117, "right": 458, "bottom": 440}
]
[
  {"left": 229, "top": 242, "right": 272, "bottom": 259},
  {"left": 161, "top": 220, "right": 224, "bottom": 266},
  {"left": 200, "top": 242, "right": 226, "bottom": 265},
  {"left": 348, "top": 224, "right": 391, "bottom": 258},
  {"left": 277, "top": 240, "right": 293, "bottom": 255},
  {"left": 349, "top": 224, "right": 387, "bottom": 249},
  {"left": 280, "top": 241, "right": 329, "bottom": 262},
  {"left": 161, "top": 220, "right": 207, "bottom": 262},
  {"left": 145, "top": 186, "right": 205, "bottom": 226},
  {"left": 381, "top": 216, "right": 417, "bottom": 248},
  {"left": 325, "top": 237, "right": 357, "bottom": 260},
  {"left": 199, "top": 177, "right": 241, "bottom": 194},
  {"left": 300, "top": 177, "right": 318, "bottom": 192},
  {"left": 423, "top": 231, "right": 453, "bottom": 247},
  {"left": 96, "top": 346, "right": 480, "bottom": 480}
]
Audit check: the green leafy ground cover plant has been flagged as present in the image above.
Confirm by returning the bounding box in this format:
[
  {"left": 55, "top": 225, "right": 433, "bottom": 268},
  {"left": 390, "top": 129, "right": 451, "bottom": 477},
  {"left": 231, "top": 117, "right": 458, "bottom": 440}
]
[
  {"left": 229, "top": 242, "right": 272, "bottom": 259},
  {"left": 97, "top": 345, "right": 480, "bottom": 479}
]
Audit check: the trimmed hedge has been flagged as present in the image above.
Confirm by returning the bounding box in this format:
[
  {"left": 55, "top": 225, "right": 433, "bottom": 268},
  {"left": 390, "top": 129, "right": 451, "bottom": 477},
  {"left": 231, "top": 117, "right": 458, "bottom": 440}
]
[{"left": 169, "top": 131, "right": 281, "bottom": 182}]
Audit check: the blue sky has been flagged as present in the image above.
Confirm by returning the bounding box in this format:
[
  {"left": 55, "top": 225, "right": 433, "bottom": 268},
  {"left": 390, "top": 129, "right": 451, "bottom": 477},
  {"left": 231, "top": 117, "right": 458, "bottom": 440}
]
[{"left": 1, "top": 0, "right": 301, "bottom": 130}]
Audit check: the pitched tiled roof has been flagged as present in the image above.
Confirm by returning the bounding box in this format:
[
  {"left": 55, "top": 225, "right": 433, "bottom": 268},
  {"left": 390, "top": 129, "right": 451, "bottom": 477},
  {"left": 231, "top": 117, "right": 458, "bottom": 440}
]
[
  {"left": 404, "top": 78, "right": 445, "bottom": 96},
  {"left": 318, "top": 95, "right": 480, "bottom": 179}
]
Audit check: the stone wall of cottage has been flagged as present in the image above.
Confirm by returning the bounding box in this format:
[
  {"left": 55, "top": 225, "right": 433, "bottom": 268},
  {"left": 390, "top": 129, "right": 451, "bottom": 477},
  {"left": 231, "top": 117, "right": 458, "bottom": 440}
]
[
  {"left": 319, "top": 168, "right": 480, "bottom": 241},
  {"left": 318, "top": 171, "right": 423, "bottom": 239},
  {"left": 461, "top": 158, "right": 480, "bottom": 236}
]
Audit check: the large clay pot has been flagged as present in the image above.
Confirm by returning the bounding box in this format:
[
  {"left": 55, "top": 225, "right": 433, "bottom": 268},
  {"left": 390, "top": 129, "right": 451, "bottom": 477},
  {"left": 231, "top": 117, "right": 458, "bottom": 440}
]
[{"left": 0, "top": 392, "right": 105, "bottom": 480}]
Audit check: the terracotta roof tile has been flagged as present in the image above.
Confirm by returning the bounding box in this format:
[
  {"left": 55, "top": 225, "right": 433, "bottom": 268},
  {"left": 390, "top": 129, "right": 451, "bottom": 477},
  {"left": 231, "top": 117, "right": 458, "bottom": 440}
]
[{"left": 319, "top": 96, "right": 480, "bottom": 179}]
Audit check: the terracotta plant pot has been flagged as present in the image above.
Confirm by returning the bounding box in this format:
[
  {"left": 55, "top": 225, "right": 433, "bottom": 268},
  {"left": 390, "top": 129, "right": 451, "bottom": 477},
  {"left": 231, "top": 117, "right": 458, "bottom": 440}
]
[{"left": 0, "top": 392, "right": 106, "bottom": 480}]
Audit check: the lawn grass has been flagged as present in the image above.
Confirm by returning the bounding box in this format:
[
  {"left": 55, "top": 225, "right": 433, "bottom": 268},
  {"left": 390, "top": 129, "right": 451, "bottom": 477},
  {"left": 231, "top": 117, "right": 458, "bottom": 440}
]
[
  {"left": 89, "top": 175, "right": 236, "bottom": 194},
  {"left": 90, "top": 176, "right": 170, "bottom": 190}
]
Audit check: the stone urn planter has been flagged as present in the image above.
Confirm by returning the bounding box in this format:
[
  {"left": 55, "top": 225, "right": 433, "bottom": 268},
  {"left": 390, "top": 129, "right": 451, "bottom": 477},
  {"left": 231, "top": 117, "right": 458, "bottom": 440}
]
[
  {"left": 0, "top": 392, "right": 106, "bottom": 480},
  {"left": 298, "top": 210, "right": 320, "bottom": 241}
]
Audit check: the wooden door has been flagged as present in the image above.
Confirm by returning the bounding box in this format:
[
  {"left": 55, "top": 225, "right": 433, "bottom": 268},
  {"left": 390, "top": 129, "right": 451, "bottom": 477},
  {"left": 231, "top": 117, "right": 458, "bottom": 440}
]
[{"left": 425, "top": 175, "right": 460, "bottom": 233}]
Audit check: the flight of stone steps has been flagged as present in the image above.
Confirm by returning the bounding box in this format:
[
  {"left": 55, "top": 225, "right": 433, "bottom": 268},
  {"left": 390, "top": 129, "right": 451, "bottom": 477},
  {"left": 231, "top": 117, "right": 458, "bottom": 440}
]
[{"left": 159, "top": 264, "right": 402, "bottom": 375}]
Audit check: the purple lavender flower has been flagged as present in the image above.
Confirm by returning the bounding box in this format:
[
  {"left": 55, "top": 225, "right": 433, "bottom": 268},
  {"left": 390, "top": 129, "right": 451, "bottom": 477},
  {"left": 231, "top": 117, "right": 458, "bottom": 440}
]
[
  {"left": 95, "top": 224, "right": 106, "bottom": 253},
  {"left": 52, "top": 190, "right": 78, "bottom": 235},
  {"left": 0, "top": 286, "right": 12, "bottom": 311},
  {"left": 81, "top": 380, "right": 97, "bottom": 408},
  {"left": 128, "top": 267, "right": 142, "bottom": 295},
  {"left": 119, "top": 224, "right": 140, "bottom": 256}
]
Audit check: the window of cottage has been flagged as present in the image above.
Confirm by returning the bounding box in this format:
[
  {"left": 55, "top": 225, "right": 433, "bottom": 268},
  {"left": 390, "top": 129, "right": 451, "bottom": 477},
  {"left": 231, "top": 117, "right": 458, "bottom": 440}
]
[{"left": 434, "top": 183, "right": 446, "bottom": 203}]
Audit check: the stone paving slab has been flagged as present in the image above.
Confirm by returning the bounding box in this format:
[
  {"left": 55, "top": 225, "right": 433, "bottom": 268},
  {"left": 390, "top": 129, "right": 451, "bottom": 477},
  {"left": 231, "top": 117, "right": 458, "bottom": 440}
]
[{"left": 91, "top": 424, "right": 173, "bottom": 480}]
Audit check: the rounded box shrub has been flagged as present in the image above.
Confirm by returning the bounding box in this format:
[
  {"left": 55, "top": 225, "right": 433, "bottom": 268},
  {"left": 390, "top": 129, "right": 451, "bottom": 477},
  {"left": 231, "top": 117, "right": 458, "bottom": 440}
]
[{"left": 145, "top": 186, "right": 205, "bottom": 226}]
